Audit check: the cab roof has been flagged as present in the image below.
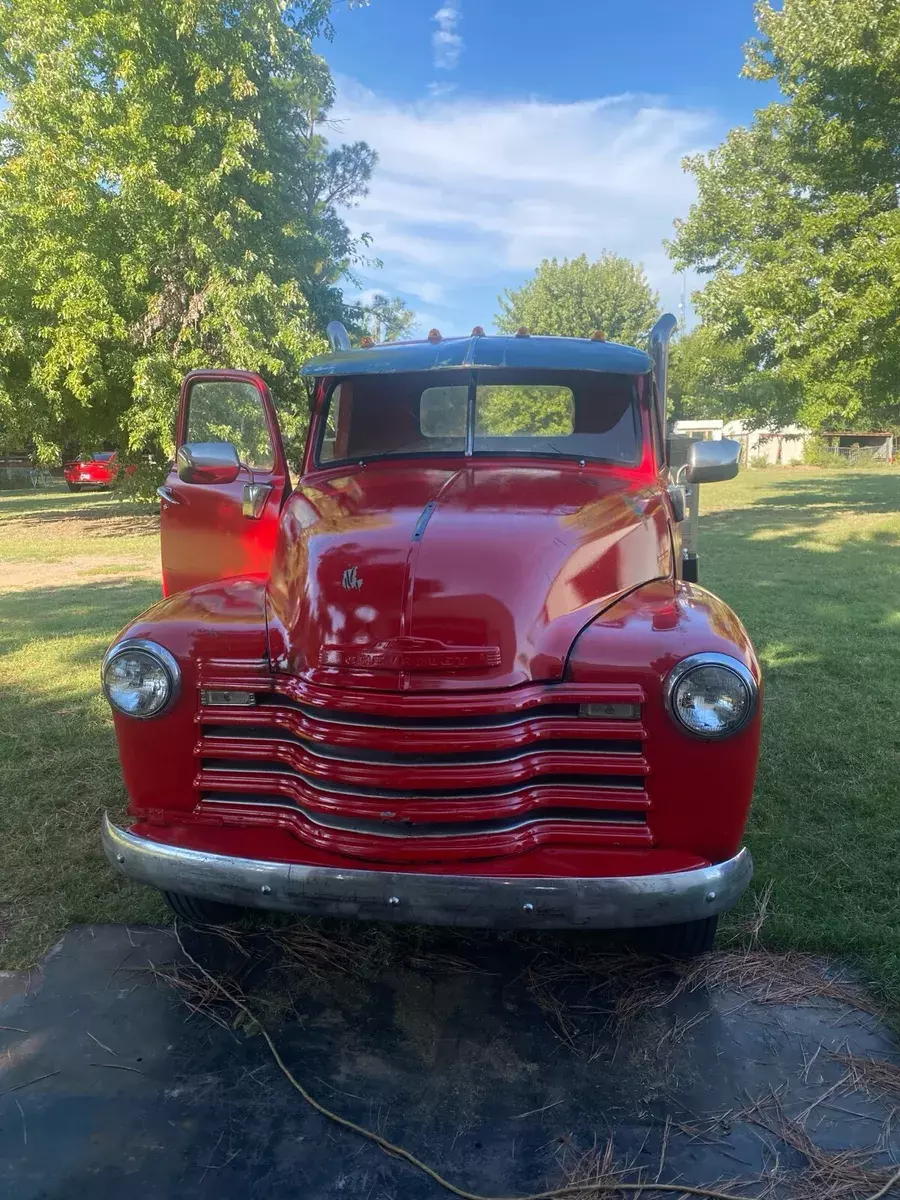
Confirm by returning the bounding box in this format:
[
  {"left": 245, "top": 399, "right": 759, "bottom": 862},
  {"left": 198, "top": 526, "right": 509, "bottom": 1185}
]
[{"left": 300, "top": 333, "right": 652, "bottom": 378}]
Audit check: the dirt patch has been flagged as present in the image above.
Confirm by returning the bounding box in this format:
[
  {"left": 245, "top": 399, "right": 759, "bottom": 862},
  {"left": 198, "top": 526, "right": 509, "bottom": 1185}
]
[{"left": 0, "top": 555, "right": 158, "bottom": 591}]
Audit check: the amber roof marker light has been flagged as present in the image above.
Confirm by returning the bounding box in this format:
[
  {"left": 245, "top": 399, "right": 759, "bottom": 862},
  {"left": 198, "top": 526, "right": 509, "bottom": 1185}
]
[
  {"left": 471, "top": 325, "right": 485, "bottom": 337},
  {"left": 359, "top": 335, "right": 375, "bottom": 348},
  {"left": 591, "top": 330, "right": 607, "bottom": 341},
  {"left": 427, "top": 328, "right": 443, "bottom": 344},
  {"left": 515, "top": 327, "right": 530, "bottom": 338}
]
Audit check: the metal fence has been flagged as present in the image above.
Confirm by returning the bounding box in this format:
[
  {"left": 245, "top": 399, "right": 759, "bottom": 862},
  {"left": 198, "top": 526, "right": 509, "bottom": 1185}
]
[{"left": 0, "top": 456, "right": 55, "bottom": 489}]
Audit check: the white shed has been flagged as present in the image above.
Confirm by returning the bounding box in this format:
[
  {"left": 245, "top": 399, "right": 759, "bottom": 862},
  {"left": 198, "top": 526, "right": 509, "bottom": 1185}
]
[
  {"left": 671, "top": 420, "right": 725, "bottom": 441},
  {"left": 722, "top": 421, "right": 810, "bottom": 466}
]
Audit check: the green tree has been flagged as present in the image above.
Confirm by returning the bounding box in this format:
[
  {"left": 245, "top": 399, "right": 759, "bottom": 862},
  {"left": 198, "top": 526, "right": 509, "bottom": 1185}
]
[
  {"left": 0, "top": 0, "right": 373, "bottom": 462},
  {"left": 670, "top": 0, "right": 900, "bottom": 429},
  {"left": 495, "top": 253, "right": 661, "bottom": 346},
  {"left": 668, "top": 325, "right": 799, "bottom": 427},
  {"left": 476, "top": 384, "right": 573, "bottom": 437},
  {"left": 359, "top": 293, "right": 418, "bottom": 342}
]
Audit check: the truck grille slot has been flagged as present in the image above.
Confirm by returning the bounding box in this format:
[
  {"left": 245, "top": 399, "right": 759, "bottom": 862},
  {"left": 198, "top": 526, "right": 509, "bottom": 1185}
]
[
  {"left": 201, "top": 725, "right": 643, "bottom": 762},
  {"left": 201, "top": 758, "right": 644, "bottom": 800},
  {"left": 200, "top": 792, "right": 648, "bottom": 840},
  {"left": 256, "top": 696, "right": 584, "bottom": 729},
  {"left": 196, "top": 682, "right": 652, "bottom": 859}
]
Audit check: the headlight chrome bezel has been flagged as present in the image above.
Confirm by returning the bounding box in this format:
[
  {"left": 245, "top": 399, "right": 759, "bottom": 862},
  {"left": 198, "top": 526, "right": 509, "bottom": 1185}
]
[
  {"left": 102, "top": 638, "right": 181, "bottom": 719},
  {"left": 664, "top": 652, "right": 758, "bottom": 741}
]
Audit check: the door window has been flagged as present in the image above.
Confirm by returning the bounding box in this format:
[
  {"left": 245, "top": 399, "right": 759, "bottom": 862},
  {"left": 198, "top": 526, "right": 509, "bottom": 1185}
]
[{"left": 185, "top": 380, "right": 274, "bottom": 470}]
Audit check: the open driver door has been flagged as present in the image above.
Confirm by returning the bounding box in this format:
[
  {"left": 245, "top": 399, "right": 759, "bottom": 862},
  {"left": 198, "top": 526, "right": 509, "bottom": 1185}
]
[{"left": 158, "top": 370, "right": 289, "bottom": 597}]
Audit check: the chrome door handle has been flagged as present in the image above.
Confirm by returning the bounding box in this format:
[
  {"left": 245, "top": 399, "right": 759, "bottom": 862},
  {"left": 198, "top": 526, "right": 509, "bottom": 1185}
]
[
  {"left": 157, "top": 486, "right": 181, "bottom": 506},
  {"left": 243, "top": 483, "right": 272, "bottom": 519}
]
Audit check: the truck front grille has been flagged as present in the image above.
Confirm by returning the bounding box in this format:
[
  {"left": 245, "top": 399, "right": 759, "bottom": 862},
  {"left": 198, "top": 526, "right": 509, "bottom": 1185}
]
[{"left": 194, "top": 678, "right": 651, "bottom": 863}]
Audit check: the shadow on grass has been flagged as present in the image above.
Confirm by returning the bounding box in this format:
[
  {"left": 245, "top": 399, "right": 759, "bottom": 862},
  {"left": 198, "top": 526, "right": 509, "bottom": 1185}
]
[
  {"left": 0, "top": 489, "right": 156, "bottom": 523},
  {"left": 0, "top": 488, "right": 108, "bottom": 513},
  {"left": 707, "top": 471, "right": 900, "bottom": 536},
  {"left": 6, "top": 508, "right": 158, "bottom": 533},
  {"left": 746, "top": 471, "right": 900, "bottom": 512},
  {"left": 0, "top": 578, "right": 161, "bottom": 656}
]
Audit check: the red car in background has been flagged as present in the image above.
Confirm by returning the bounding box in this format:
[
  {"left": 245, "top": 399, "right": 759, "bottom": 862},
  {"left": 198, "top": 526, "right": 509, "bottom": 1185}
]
[{"left": 64, "top": 451, "right": 119, "bottom": 491}]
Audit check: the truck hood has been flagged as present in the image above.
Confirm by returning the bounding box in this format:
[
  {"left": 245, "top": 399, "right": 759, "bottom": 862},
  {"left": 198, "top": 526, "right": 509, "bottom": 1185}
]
[{"left": 266, "top": 462, "right": 671, "bottom": 691}]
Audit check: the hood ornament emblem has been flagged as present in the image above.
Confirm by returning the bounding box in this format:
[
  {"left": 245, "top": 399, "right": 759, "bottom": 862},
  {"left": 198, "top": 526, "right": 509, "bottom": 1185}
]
[{"left": 341, "top": 566, "right": 363, "bottom": 591}]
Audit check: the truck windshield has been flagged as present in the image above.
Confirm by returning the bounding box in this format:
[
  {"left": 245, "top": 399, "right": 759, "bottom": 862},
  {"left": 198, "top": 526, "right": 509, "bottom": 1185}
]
[{"left": 317, "top": 369, "right": 641, "bottom": 467}]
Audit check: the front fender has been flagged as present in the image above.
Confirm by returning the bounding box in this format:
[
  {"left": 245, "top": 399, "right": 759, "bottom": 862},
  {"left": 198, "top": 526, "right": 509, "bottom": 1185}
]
[
  {"left": 105, "top": 578, "right": 269, "bottom": 816},
  {"left": 567, "top": 579, "right": 762, "bottom": 864}
]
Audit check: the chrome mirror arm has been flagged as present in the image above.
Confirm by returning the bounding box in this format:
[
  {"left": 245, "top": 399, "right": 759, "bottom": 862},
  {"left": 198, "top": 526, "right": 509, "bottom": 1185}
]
[{"left": 648, "top": 314, "right": 678, "bottom": 460}]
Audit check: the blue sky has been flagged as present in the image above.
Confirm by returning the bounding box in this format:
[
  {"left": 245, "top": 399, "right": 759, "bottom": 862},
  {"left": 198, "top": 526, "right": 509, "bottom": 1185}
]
[{"left": 323, "top": 1, "right": 776, "bottom": 337}]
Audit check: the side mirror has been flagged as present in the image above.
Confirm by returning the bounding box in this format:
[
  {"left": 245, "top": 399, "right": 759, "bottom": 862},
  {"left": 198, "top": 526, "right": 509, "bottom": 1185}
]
[
  {"left": 685, "top": 438, "right": 741, "bottom": 485},
  {"left": 176, "top": 441, "right": 241, "bottom": 485}
]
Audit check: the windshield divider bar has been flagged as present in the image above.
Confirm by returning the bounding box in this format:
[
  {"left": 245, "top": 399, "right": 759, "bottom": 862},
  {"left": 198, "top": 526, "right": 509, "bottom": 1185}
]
[{"left": 464, "top": 372, "right": 476, "bottom": 457}]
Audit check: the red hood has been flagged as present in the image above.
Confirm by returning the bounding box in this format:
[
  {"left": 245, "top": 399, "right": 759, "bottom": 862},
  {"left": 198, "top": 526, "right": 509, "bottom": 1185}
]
[{"left": 266, "top": 461, "right": 671, "bottom": 691}]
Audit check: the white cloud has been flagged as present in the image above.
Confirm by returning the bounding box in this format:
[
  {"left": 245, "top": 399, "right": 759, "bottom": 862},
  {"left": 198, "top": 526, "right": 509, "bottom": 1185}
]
[
  {"left": 334, "top": 79, "right": 715, "bottom": 329},
  {"left": 397, "top": 279, "right": 446, "bottom": 305},
  {"left": 432, "top": 4, "right": 463, "bottom": 71},
  {"left": 354, "top": 288, "right": 384, "bottom": 308}
]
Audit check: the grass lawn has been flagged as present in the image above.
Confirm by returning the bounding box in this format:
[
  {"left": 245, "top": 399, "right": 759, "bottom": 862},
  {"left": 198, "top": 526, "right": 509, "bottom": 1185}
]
[
  {"left": 1, "top": 470, "right": 899, "bottom": 1008},
  {"left": 701, "top": 468, "right": 900, "bottom": 1006},
  {"left": 0, "top": 489, "right": 166, "bottom": 965}
]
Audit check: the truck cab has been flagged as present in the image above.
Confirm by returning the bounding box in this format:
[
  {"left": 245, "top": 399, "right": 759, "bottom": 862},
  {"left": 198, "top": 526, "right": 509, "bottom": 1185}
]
[{"left": 101, "top": 319, "right": 760, "bottom": 954}]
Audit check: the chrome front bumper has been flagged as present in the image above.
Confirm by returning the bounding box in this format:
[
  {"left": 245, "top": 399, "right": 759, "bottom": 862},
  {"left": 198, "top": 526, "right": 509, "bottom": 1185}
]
[{"left": 102, "top": 814, "right": 753, "bottom": 930}]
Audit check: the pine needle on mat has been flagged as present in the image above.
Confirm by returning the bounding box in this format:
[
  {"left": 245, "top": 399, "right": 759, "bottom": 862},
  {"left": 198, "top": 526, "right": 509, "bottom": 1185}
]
[{"left": 170, "top": 924, "right": 900, "bottom": 1200}]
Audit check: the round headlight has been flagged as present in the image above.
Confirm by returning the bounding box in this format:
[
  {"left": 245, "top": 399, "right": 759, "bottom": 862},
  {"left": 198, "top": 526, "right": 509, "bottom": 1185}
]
[
  {"left": 664, "top": 653, "right": 757, "bottom": 740},
  {"left": 102, "top": 639, "right": 181, "bottom": 718}
]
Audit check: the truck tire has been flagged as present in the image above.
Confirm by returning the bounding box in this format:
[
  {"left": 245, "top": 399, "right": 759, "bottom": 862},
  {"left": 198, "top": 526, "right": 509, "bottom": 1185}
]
[
  {"left": 638, "top": 915, "right": 718, "bottom": 957},
  {"left": 67, "top": 482, "right": 82, "bottom": 492},
  {"left": 162, "top": 890, "right": 245, "bottom": 925}
]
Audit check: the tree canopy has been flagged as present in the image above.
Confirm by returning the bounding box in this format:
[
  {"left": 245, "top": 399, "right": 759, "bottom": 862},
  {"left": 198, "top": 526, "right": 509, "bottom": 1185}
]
[
  {"left": 495, "top": 254, "right": 660, "bottom": 347},
  {"left": 668, "top": 325, "right": 800, "bottom": 428},
  {"left": 359, "top": 293, "right": 418, "bottom": 343},
  {"left": 670, "top": 0, "right": 900, "bottom": 430},
  {"left": 0, "top": 0, "right": 374, "bottom": 460}
]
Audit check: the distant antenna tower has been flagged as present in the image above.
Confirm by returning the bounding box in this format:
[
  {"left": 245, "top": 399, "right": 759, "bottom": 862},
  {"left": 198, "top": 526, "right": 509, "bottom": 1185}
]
[{"left": 678, "top": 271, "right": 688, "bottom": 333}]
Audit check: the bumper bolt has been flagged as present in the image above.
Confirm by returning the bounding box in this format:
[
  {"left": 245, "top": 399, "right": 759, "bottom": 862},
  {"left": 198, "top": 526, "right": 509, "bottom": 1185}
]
[
  {"left": 260, "top": 885, "right": 271, "bottom": 895},
  {"left": 116, "top": 854, "right": 125, "bottom": 864},
  {"left": 705, "top": 891, "right": 716, "bottom": 903},
  {"left": 388, "top": 895, "right": 400, "bottom": 906},
  {"left": 522, "top": 902, "right": 534, "bottom": 914}
]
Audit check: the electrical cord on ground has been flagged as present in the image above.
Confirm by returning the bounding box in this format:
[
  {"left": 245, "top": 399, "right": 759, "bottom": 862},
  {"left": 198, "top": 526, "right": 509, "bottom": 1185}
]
[{"left": 173, "top": 924, "right": 900, "bottom": 1200}]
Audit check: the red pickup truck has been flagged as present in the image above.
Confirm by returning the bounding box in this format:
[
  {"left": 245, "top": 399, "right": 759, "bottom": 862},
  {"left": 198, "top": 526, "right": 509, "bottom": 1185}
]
[{"left": 101, "top": 318, "right": 761, "bottom": 954}]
